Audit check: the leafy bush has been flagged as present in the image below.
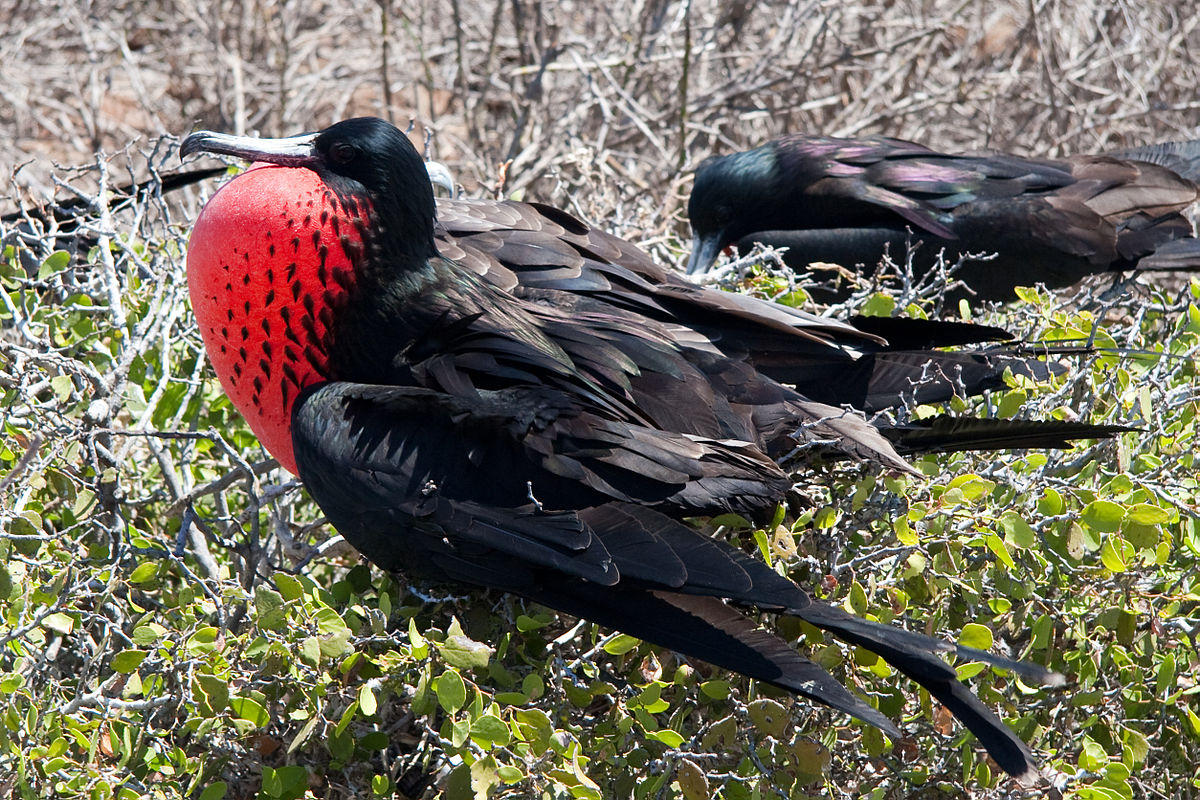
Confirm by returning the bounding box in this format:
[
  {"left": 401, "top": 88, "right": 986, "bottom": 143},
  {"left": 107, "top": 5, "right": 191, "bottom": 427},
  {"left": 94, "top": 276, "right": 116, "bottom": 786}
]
[
  {"left": 3, "top": 1, "right": 1200, "bottom": 796},
  {"left": 1, "top": 151, "right": 1198, "bottom": 800}
]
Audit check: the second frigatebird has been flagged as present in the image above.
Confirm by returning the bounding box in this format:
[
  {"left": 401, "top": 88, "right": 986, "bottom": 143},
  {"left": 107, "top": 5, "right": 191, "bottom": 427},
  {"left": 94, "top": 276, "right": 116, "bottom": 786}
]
[
  {"left": 180, "top": 117, "right": 1126, "bottom": 781},
  {"left": 686, "top": 133, "right": 1200, "bottom": 301},
  {"left": 2, "top": 166, "right": 225, "bottom": 272}
]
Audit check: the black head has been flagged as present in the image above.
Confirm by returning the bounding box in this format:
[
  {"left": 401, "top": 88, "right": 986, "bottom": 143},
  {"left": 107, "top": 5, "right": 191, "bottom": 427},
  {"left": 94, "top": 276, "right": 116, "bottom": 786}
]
[
  {"left": 182, "top": 117, "right": 438, "bottom": 260},
  {"left": 686, "top": 146, "right": 781, "bottom": 275},
  {"left": 310, "top": 118, "right": 432, "bottom": 212}
]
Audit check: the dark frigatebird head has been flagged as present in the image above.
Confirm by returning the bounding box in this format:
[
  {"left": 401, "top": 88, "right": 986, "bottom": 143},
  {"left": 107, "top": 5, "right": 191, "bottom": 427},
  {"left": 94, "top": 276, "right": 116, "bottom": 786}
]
[
  {"left": 182, "top": 117, "right": 442, "bottom": 264},
  {"left": 179, "top": 117, "right": 444, "bottom": 474},
  {"left": 686, "top": 145, "right": 783, "bottom": 275}
]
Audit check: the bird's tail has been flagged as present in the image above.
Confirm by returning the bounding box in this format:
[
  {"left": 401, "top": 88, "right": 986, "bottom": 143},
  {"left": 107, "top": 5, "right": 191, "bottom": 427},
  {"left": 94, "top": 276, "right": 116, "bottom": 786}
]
[
  {"left": 848, "top": 315, "right": 1013, "bottom": 349},
  {"left": 521, "top": 504, "right": 1056, "bottom": 780},
  {"left": 880, "top": 415, "right": 1132, "bottom": 455},
  {"left": 797, "top": 602, "right": 1056, "bottom": 783},
  {"left": 526, "top": 581, "right": 903, "bottom": 737},
  {"left": 817, "top": 349, "right": 1061, "bottom": 413},
  {"left": 1134, "top": 237, "right": 1200, "bottom": 272},
  {"left": 1111, "top": 140, "right": 1200, "bottom": 182}
]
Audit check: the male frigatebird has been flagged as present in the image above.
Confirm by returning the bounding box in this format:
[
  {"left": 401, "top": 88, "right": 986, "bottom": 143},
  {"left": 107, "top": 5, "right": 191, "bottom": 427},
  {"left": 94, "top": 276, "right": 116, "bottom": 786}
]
[
  {"left": 686, "top": 134, "right": 1200, "bottom": 301},
  {"left": 181, "top": 117, "right": 1124, "bottom": 781}
]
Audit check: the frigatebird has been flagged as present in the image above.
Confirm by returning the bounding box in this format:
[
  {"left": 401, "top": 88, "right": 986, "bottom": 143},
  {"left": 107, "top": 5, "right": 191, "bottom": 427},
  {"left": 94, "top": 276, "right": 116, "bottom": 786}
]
[
  {"left": 180, "top": 117, "right": 1124, "bottom": 781},
  {"left": 2, "top": 167, "right": 225, "bottom": 271},
  {"left": 686, "top": 134, "right": 1200, "bottom": 301}
]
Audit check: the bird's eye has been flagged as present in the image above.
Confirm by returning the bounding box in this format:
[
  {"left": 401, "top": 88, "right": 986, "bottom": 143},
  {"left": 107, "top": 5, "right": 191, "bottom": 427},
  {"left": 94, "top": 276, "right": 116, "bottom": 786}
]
[{"left": 329, "top": 142, "right": 358, "bottom": 165}]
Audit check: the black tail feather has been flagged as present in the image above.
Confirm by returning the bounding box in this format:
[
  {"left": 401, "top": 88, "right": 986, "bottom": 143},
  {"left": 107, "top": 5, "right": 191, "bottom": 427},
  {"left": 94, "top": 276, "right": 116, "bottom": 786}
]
[
  {"left": 882, "top": 415, "right": 1132, "bottom": 454},
  {"left": 797, "top": 602, "right": 1051, "bottom": 782},
  {"left": 819, "top": 350, "right": 1060, "bottom": 413},
  {"left": 849, "top": 315, "right": 1014, "bottom": 349},
  {"left": 528, "top": 581, "right": 900, "bottom": 735}
]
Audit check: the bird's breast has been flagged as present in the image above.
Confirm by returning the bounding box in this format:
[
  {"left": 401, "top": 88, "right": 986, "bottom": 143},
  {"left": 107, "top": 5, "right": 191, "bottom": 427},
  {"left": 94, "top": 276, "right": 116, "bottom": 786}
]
[{"left": 186, "top": 164, "right": 368, "bottom": 473}]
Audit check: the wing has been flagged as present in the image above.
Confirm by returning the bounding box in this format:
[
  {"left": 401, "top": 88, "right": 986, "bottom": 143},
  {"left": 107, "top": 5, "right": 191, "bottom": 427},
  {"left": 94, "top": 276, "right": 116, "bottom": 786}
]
[
  {"left": 291, "top": 381, "right": 1050, "bottom": 780},
  {"left": 434, "top": 196, "right": 1066, "bottom": 413},
  {"left": 291, "top": 382, "right": 791, "bottom": 521},
  {"left": 436, "top": 196, "right": 878, "bottom": 349},
  {"left": 770, "top": 135, "right": 1079, "bottom": 239}
]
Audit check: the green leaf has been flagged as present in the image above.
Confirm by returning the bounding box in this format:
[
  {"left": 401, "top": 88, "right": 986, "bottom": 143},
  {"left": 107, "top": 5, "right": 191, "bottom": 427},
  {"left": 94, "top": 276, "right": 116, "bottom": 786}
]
[
  {"left": 515, "top": 614, "right": 550, "bottom": 632},
  {"left": 522, "top": 673, "right": 544, "bottom": 700},
  {"left": 328, "top": 731, "right": 353, "bottom": 761},
  {"left": 131, "top": 623, "right": 166, "bottom": 646},
  {"left": 110, "top": 649, "right": 147, "bottom": 674},
  {"left": 186, "top": 626, "right": 220, "bottom": 655},
  {"left": 894, "top": 515, "right": 918, "bottom": 546},
  {"left": 450, "top": 716, "right": 471, "bottom": 748},
  {"left": 984, "top": 533, "right": 1015, "bottom": 569},
  {"left": 602, "top": 634, "right": 642, "bottom": 656},
  {"left": 859, "top": 292, "right": 896, "bottom": 317},
  {"left": 1082, "top": 500, "right": 1126, "bottom": 533},
  {"left": 634, "top": 684, "right": 669, "bottom": 713},
  {"left": 512, "top": 708, "right": 553, "bottom": 752},
  {"left": 50, "top": 374, "right": 74, "bottom": 402},
  {"left": 996, "top": 388, "right": 1027, "bottom": 419},
  {"left": 959, "top": 624, "right": 994, "bottom": 651},
  {"left": 1126, "top": 503, "right": 1170, "bottom": 526},
  {"left": 1185, "top": 706, "right": 1200, "bottom": 736},
  {"left": 497, "top": 765, "right": 524, "bottom": 784},
  {"left": 359, "top": 684, "right": 377, "bottom": 717},
  {"left": 436, "top": 669, "right": 467, "bottom": 714},
  {"left": 470, "top": 714, "right": 512, "bottom": 747},
  {"left": 814, "top": 505, "right": 840, "bottom": 529},
  {"left": 645, "top": 728, "right": 685, "bottom": 747},
  {"left": 1156, "top": 653, "right": 1176, "bottom": 695},
  {"left": 300, "top": 636, "right": 321, "bottom": 666},
  {"left": 752, "top": 528, "right": 771, "bottom": 565},
  {"left": 439, "top": 618, "right": 493, "bottom": 670},
  {"left": 747, "top": 698, "right": 788, "bottom": 738},
  {"left": 197, "top": 783, "right": 227, "bottom": 800},
  {"left": 1123, "top": 728, "right": 1150, "bottom": 766},
  {"left": 674, "top": 759, "right": 709, "bottom": 800},
  {"left": 43, "top": 612, "right": 75, "bottom": 635},
  {"left": 470, "top": 755, "right": 502, "bottom": 798},
  {"left": 38, "top": 250, "right": 70, "bottom": 280},
  {"left": 128, "top": 561, "right": 159, "bottom": 584},
  {"left": 999, "top": 512, "right": 1035, "bottom": 548},
  {"left": 274, "top": 573, "right": 304, "bottom": 602},
  {"left": 269, "top": 766, "right": 309, "bottom": 800},
  {"left": 288, "top": 709, "right": 322, "bottom": 754},
  {"left": 408, "top": 618, "right": 428, "bottom": 659},
  {"left": 848, "top": 580, "right": 868, "bottom": 615},
  {"left": 946, "top": 473, "right": 995, "bottom": 502},
  {"left": 1038, "top": 488, "right": 1065, "bottom": 516},
  {"left": 1100, "top": 536, "right": 1131, "bottom": 572},
  {"left": 313, "top": 608, "right": 353, "bottom": 659},
  {"left": 1079, "top": 736, "right": 1108, "bottom": 771},
  {"left": 229, "top": 696, "right": 269, "bottom": 728}
]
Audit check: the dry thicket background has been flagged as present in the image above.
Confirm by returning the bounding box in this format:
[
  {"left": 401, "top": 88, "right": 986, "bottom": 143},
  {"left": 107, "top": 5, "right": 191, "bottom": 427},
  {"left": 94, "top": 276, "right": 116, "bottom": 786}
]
[
  {"left": 2, "top": 1, "right": 1199, "bottom": 799},
  {"left": 6, "top": 0, "right": 1199, "bottom": 237}
]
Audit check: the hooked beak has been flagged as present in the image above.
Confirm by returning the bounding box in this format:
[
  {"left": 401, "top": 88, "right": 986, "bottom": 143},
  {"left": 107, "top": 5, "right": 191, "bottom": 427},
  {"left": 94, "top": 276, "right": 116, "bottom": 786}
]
[
  {"left": 685, "top": 231, "right": 725, "bottom": 276},
  {"left": 180, "top": 130, "right": 320, "bottom": 167},
  {"left": 424, "top": 160, "right": 456, "bottom": 198}
]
